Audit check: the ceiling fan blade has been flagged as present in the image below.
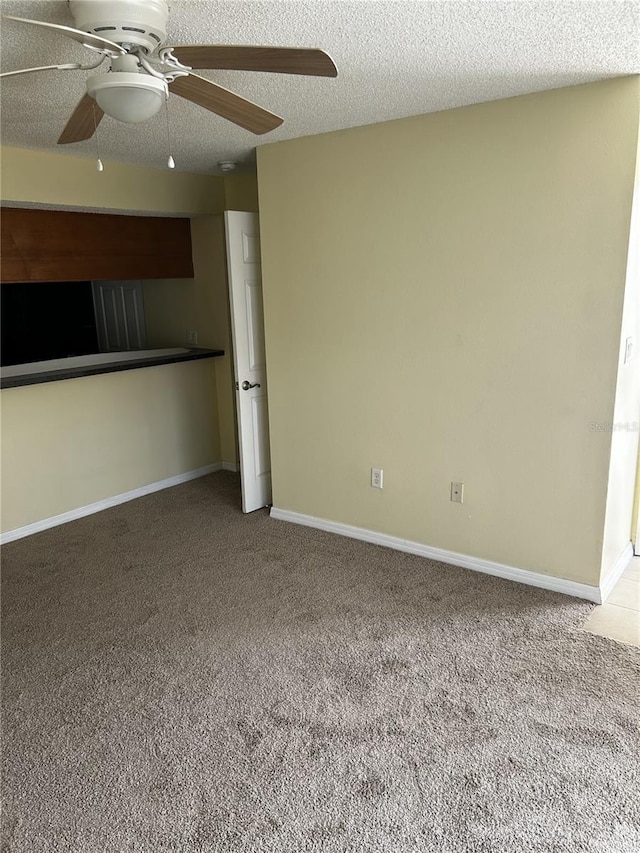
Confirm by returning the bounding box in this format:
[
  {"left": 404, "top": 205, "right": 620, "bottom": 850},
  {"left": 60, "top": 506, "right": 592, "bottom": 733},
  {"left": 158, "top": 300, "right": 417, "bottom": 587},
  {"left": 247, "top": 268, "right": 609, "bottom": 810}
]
[
  {"left": 58, "top": 94, "right": 104, "bottom": 144},
  {"left": 167, "top": 45, "right": 338, "bottom": 77},
  {"left": 3, "top": 16, "right": 125, "bottom": 54},
  {"left": 169, "top": 73, "right": 283, "bottom": 135}
]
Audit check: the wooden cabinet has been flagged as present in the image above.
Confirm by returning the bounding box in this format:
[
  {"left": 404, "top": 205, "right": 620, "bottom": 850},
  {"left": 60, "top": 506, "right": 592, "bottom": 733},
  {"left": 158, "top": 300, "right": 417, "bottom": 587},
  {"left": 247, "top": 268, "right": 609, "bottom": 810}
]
[{"left": 1, "top": 207, "right": 194, "bottom": 282}]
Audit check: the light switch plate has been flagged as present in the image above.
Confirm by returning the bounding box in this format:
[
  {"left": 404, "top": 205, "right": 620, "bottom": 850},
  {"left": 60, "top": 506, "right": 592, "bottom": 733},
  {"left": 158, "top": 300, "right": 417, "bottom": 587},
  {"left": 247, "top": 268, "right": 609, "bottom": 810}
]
[{"left": 624, "top": 336, "right": 633, "bottom": 364}]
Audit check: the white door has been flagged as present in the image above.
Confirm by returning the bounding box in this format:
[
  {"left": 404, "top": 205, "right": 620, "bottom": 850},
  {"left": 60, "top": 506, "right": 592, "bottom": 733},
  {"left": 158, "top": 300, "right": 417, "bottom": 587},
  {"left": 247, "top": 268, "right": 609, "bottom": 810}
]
[
  {"left": 92, "top": 280, "right": 147, "bottom": 352},
  {"left": 225, "top": 211, "right": 272, "bottom": 513}
]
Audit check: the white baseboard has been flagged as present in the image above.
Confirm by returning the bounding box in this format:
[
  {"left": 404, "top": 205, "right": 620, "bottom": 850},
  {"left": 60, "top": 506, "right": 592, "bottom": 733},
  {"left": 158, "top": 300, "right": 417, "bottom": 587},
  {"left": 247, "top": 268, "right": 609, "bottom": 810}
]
[
  {"left": 599, "top": 542, "right": 634, "bottom": 603},
  {"left": 270, "top": 507, "right": 602, "bottom": 603},
  {"left": 1, "top": 463, "right": 222, "bottom": 544},
  {"left": 221, "top": 461, "right": 239, "bottom": 472}
]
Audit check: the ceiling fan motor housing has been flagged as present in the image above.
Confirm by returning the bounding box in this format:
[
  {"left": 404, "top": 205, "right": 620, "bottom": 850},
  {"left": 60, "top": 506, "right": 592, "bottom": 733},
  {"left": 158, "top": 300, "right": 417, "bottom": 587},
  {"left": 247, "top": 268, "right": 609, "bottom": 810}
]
[{"left": 69, "top": 0, "right": 169, "bottom": 53}]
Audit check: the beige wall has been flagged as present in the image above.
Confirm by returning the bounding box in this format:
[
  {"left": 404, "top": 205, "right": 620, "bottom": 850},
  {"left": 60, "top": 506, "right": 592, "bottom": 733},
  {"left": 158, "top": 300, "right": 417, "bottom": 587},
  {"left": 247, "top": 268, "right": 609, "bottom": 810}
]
[
  {"left": 143, "top": 215, "right": 239, "bottom": 466},
  {"left": 223, "top": 172, "right": 260, "bottom": 212},
  {"left": 1, "top": 146, "right": 226, "bottom": 215},
  {"left": 0, "top": 145, "right": 259, "bottom": 217},
  {"left": 1, "top": 361, "right": 219, "bottom": 533},
  {"left": 257, "top": 78, "right": 640, "bottom": 587},
  {"left": 142, "top": 173, "right": 260, "bottom": 466}
]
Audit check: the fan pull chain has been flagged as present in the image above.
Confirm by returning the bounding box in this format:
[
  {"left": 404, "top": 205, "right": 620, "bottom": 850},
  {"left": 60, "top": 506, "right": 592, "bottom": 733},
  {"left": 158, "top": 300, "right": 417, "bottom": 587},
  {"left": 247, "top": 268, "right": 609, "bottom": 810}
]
[
  {"left": 165, "top": 96, "right": 175, "bottom": 169},
  {"left": 93, "top": 103, "right": 103, "bottom": 172}
]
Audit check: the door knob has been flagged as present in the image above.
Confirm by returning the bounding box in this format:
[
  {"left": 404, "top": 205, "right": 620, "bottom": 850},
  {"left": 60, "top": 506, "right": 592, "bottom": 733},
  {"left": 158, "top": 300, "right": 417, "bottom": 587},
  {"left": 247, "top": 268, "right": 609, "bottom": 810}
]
[{"left": 241, "top": 380, "right": 261, "bottom": 390}]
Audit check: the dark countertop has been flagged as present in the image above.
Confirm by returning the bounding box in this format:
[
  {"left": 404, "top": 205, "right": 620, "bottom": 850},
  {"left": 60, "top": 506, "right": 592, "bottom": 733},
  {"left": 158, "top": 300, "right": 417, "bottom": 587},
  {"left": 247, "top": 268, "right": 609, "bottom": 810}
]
[{"left": 0, "top": 348, "right": 224, "bottom": 389}]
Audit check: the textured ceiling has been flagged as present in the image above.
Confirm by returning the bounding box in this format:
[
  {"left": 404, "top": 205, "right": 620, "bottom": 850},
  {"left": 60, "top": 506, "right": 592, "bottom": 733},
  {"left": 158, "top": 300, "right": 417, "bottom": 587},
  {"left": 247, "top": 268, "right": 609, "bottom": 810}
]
[{"left": 1, "top": 1, "right": 638, "bottom": 175}]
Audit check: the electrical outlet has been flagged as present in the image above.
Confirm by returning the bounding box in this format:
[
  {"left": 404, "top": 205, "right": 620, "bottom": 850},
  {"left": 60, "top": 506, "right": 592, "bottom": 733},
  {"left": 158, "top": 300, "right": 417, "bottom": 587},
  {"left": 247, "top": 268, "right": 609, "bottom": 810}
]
[
  {"left": 450, "top": 481, "right": 464, "bottom": 503},
  {"left": 186, "top": 329, "right": 198, "bottom": 346},
  {"left": 371, "top": 467, "right": 383, "bottom": 489}
]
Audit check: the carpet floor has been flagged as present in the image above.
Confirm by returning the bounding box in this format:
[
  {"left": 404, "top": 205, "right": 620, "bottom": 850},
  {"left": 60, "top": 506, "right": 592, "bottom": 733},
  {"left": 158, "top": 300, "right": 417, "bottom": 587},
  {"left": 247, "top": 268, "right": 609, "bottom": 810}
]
[{"left": 2, "top": 472, "right": 639, "bottom": 852}]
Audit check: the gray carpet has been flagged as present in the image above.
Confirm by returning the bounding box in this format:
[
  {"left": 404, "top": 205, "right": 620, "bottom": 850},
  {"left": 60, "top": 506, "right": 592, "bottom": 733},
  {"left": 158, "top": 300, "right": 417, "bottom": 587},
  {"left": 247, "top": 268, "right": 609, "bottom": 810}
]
[{"left": 2, "top": 472, "right": 639, "bottom": 852}]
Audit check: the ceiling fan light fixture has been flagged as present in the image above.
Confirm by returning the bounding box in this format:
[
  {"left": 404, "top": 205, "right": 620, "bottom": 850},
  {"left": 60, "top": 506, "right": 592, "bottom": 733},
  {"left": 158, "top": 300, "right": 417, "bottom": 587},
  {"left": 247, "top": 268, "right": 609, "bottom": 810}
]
[{"left": 87, "top": 72, "right": 167, "bottom": 123}]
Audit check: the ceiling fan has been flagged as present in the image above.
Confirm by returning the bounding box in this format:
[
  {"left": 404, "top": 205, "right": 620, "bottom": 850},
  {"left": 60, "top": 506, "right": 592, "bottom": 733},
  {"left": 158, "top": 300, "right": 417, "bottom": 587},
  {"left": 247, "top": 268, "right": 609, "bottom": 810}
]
[{"left": 1, "top": 0, "right": 338, "bottom": 144}]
